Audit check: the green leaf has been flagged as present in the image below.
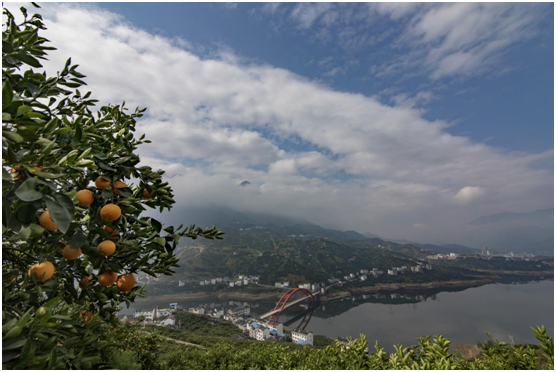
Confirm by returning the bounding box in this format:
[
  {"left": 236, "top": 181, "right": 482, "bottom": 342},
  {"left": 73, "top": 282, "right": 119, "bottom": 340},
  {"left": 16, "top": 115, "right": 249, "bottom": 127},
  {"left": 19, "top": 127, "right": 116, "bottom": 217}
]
[
  {"left": 14, "top": 178, "right": 43, "bottom": 201},
  {"left": 3, "top": 130, "right": 24, "bottom": 143},
  {"left": 151, "top": 218, "right": 162, "bottom": 233},
  {"left": 15, "top": 53, "right": 42, "bottom": 67},
  {"left": 2, "top": 80, "right": 13, "bottom": 109},
  {"left": 45, "top": 198, "right": 71, "bottom": 233},
  {"left": 2, "top": 168, "right": 12, "bottom": 181},
  {"left": 54, "top": 193, "right": 75, "bottom": 216},
  {"left": 31, "top": 170, "right": 64, "bottom": 179},
  {"left": 15, "top": 204, "right": 38, "bottom": 226},
  {"left": 68, "top": 229, "right": 87, "bottom": 249},
  {"left": 29, "top": 223, "right": 44, "bottom": 237},
  {"left": 16, "top": 105, "right": 32, "bottom": 117}
]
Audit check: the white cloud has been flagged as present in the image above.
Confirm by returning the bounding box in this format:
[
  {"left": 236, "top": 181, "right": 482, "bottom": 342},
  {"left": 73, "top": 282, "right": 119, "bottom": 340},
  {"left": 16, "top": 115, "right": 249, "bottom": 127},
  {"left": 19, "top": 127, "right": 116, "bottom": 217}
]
[
  {"left": 453, "top": 186, "right": 487, "bottom": 204},
  {"left": 394, "top": 3, "right": 544, "bottom": 79},
  {"left": 10, "top": 3, "right": 552, "bottom": 246},
  {"left": 254, "top": 3, "right": 548, "bottom": 80},
  {"left": 289, "top": 2, "right": 332, "bottom": 29}
]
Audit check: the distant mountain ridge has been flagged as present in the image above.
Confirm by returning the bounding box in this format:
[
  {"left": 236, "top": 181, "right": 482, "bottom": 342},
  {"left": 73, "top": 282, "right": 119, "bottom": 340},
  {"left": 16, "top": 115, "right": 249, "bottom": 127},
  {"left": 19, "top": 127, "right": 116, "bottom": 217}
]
[{"left": 468, "top": 208, "right": 553, "bottom": 226}]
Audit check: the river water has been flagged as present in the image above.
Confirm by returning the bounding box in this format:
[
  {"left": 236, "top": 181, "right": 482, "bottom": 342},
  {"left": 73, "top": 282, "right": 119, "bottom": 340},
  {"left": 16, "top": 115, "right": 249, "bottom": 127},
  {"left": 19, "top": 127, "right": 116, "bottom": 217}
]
[{"left": 122, "top": 280, "right": 554, "bottom": 348}]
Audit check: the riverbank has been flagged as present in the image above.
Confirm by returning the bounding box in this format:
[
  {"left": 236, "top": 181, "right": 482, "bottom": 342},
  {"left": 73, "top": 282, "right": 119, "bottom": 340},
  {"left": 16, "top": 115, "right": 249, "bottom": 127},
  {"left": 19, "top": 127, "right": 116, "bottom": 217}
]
[{"left": 137, "top": 275, "right": 552, "bottom": 304}]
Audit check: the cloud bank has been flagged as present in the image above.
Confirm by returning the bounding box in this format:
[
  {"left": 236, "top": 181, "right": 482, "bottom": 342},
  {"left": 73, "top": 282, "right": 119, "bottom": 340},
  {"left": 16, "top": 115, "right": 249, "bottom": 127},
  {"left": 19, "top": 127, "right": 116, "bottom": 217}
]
[{"left": 11, "top": 3, "right": 553, "bottom": 246}]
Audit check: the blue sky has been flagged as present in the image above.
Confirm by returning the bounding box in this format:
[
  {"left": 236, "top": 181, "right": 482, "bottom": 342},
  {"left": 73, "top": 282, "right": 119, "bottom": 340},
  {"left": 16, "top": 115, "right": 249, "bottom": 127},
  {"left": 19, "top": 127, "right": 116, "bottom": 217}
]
[
  {"left": 11, "top": 2, "right": 553, "bottom": 247},
  {"left": 99, "top": 2, "right": 554, "bottom": 153}
]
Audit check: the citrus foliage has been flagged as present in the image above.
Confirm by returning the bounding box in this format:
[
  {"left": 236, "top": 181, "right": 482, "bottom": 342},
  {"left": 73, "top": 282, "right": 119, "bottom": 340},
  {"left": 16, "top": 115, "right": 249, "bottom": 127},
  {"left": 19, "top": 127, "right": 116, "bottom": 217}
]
[
  {"left": 2, "top": 5, "right": 222, "bottom": 369},
  {"left": 153, "top": 327, "right": 553, "bottom": 370}
]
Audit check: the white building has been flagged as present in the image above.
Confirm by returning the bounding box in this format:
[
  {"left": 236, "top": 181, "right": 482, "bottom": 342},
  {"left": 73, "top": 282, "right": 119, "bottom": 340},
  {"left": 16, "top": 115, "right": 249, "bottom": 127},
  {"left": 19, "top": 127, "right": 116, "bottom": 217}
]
[
  {"left": 360, "top": 269, "right": 369, "bottom": 274},
  {"left": 292, "top": 329, "right": 313, "bottom": 346},
  {"left": 216, "top": 277, "right": 222, "bottom": 283},
  {"left": 360, "top": 275, "right": 368, "bottom": 281},
  {"left": 199, "top": 281, "right": 205, "bottom": 286},
  {"left": 255, "top": 326, "right": 270, "bottom": 341},
  {"left": 229, "top": 305, "right": 250, "bottom": 317},
  {"left": 211, "top": 278, "right": 216, "bottom": 285},
  {"left": 229, "top": 282, "right": 235, "bottom": 287},
  {"left": 134, "top": 310, "right": 154, "bottom": 320},
  {"left": 178, "top": 280, "right": 185, "bottom": 287},
  {"left": 263, "top": 320, "right": 284, "bottom": 334},
  {"left": 388, "top": 269, "right": 397, "bottom": 276},
  {"left": 160, "top": 317, "right": 175, "bottom": 327},
  {"left": 243, "top": 278, "right": 250, "bottom": 285}
]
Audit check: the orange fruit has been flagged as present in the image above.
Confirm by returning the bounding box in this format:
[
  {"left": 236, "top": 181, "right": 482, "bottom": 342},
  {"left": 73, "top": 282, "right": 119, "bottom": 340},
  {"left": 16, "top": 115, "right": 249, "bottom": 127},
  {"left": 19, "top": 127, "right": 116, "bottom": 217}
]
[
  {"left": 28, "top": 261, "right": 55, "bottom": 282},
  {"left": 103, "top": 225, "right": 119, "bottom": 238},
  {"left": 79, "top": 276, "right": 92, "bottom": 289},
  {"left": 112, "top": 181, "right": 127, "bottom": 196},
  {"left": 39, "top": 211, "right": 57, "bottom": 231},
  {"left": 97, "top": 240, "right": 116, "bottom": 257},
  {"left": 142, "top": 189, "right": 152, "bottom": 199},
  {"left": 94, "top": 176, "right": 111, "bottom": 189},
  {"left": 76, "top": 189, "right": 94, "bottom": 207},
  {"left": 100, "top": 204, "right": 121, "bottom": 222},
  {"left": 62, "top": 244, "right": 82, "bottom": 260},
  {"left": 117, "top": 273, "right": 136, "bottom": 292},
  {"left": 98, "top": 270, "right": 118, "bottom": 287}
]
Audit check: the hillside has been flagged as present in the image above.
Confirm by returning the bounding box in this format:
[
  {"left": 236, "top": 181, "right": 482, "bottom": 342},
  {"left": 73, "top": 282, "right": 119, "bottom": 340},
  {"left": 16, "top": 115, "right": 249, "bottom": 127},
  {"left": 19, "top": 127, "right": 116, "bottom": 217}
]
[{"left": 141, "top": 227, "right": 495, "bottom": 297}]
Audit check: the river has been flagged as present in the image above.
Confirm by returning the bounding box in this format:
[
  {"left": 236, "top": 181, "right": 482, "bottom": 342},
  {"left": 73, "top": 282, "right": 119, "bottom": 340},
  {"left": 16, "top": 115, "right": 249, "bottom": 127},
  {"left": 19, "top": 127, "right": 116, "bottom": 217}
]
[{"left": 121, "top": 280, "right": 553, "bottom": 348}]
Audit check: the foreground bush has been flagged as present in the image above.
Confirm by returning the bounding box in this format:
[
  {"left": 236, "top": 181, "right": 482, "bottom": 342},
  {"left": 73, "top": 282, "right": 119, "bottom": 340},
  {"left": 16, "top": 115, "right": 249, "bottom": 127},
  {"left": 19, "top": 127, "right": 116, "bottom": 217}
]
[{"left": 148, "top": 326, "right": 552, "bottom": 370}]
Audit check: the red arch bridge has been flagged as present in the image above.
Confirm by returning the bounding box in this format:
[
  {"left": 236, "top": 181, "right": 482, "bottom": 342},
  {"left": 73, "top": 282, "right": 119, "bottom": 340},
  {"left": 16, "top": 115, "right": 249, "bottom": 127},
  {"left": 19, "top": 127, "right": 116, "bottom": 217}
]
[{"left": 259, "top": 288, "right": 318, "bottom": 321}]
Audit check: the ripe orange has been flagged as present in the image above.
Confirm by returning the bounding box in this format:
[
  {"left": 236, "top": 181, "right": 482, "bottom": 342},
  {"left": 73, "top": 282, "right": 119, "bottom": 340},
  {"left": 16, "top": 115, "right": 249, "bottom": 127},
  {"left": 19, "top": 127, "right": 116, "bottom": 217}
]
[
  {"left": 100, "top": 204, "right": 121, "bottom": 222},
  {"left": 94, "top": 176, "right": 111, "bottom": 189},
  {"left": 62, "top": 244, "right": 82, "bottom": 260},
  {"left": 28, "top": 261, "right": 55, "bottom": 282},
  {"left": 117, "top": 273, "right": 136, "bottom": 292},
  {"left": 103, "top": 225, "right": 119, "bottom": 238},
  {"left": 142, "top": 189, "right": 152, "bottom": 199},
  {"left": 112, "top": 181, "right": 127, "bottom": 196},
  {"left": 98, "top": 270, "right": 118, "bottom": 286},
  {"left": 79, "top": 276, "right": 92, "bottom": 289},
  {"left": 76, "top": 189, "right": 94, "bottom": 207},
  {"left": 97, "top": 240, "right": 116, "bottom": 257},
  {"left": 39, "top": 211, "right": 57, "bottom": 231}
]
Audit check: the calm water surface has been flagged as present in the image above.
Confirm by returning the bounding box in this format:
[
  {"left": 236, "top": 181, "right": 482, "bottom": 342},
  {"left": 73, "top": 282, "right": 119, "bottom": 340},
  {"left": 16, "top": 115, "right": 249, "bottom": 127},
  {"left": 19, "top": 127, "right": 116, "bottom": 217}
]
[{"left": 123, "top": 280, "right": 554, "bottom": 347}]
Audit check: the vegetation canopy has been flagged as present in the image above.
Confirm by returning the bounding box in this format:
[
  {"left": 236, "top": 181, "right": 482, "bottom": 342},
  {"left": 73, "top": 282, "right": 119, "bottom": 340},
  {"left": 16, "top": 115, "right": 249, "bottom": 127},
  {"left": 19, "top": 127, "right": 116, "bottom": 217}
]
[{"left": 2, "top": 4, "right": 223, "bottom": 369}]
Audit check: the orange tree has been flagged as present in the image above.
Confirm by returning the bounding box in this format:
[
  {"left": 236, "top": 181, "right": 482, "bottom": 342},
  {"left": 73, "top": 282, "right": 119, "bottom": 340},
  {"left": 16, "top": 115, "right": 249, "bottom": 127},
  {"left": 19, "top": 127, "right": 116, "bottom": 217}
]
[{"left": 2, "top": 5, "right": 223, "bottom": 369}]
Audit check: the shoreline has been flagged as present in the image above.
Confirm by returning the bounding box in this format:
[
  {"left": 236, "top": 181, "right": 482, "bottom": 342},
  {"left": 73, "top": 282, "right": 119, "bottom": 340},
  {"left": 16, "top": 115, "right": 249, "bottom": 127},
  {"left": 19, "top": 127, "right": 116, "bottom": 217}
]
[{"left": 137, "top": 274, "right": 552, "bottom": 304}]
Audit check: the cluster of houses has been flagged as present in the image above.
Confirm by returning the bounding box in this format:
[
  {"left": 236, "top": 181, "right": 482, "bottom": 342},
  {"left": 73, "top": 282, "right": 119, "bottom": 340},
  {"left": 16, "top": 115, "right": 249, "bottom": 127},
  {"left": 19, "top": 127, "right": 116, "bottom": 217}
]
[
  {"left": 194, "top": 274, "right": 261, "bottom": 287},
  {"left": 427, "top": 253, "right": 460, "bottom": 260},
  {"left": 275, "top": 282, "right": 327, "bottom": 294},
  {"left": 187, "top": 302, "right": 315, "bottom": 346},
  {"left": 230, "top": 313, "right": 314, "bottom": 346},
  {"left": 339, "top": 264, "right": 432, "bottom": 283},
  {"left": 131, "top": 303, "right": 180, "bottom": 328},
  {"left": 274, "top": 281, "right": 290, "bottom": 288}
]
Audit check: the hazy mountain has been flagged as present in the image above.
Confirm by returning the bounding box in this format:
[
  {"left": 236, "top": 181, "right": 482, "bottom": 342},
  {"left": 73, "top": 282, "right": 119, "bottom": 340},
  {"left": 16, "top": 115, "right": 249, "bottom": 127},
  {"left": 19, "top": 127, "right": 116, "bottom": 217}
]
[
  {"left": 362, "top": 232, "right": 383, "bottom": 239},
  {"left": 468, "top": 209, "right": 553, "bottom": 226}
]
